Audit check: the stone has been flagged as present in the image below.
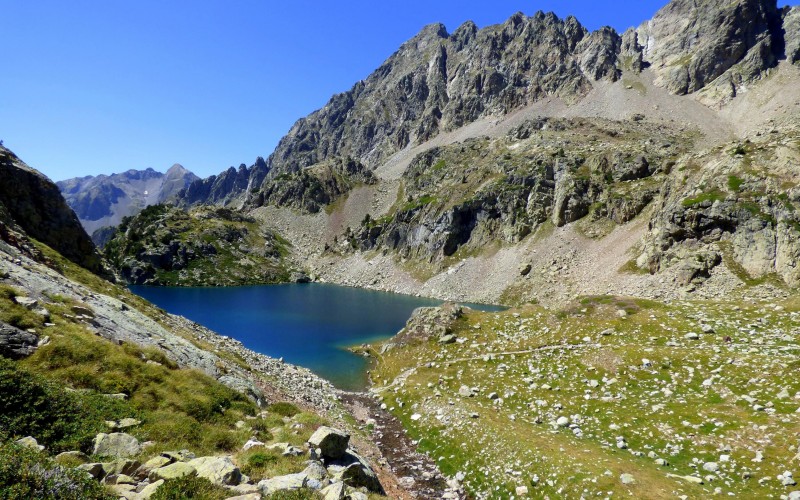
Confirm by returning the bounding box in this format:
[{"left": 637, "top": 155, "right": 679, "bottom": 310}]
[
  {"left": 242, "top": 439, "right": 265, "bottom": 451},
  {"left": 93, "top": 433, "right": 141, "bottom": 458},
  {"left": 438, "top": 334, "right": 457, "bottom": 344},
  {"left": 77, "top": 463, "right": 107, "bottom": 480},
  {"left": 516, "top": 485, "right": 529, "bottom": 495},
  {"left": 620, "top": 473, "right": 636, "bottom": 485},
  {"left": 138, "top": 479, "right": 164, "bottom": 499},
  {"left": 0, "top": 322, "right": 39, "bottom": 359},
  {"left": 13, "top": 296, "right": 37, "bottom": 308},
  {"left": 188, "top": 456, "right": 242, "bottom": 486},
  {"left": 135, "top": 455, "right": 173, "bottom": 479},
  {"left": 556, "top": 416, "right": 570, "bottom": 427},
  {"left": 685, "top": 332, "right": 700, "bottom": 340},
  {"left": 303, "top": 460, "right": 328, "bottom": 482},
  {"left": 258, "top": 473, "right": 308, "bottom": 495},
  {"left": 703, "top": 462, "right": 719, "bottom": 472},
  {"left": 320, "top": 482, "right": 347, "bottom": 500},
  {"left": 308, "top": 426, "right": 350, "bottom": 460},
  {"left": 54, "top": 450, "right": 91, "bottom": 464},
  {"left": 15, "top": 436, "right": 44, "bottom": 451},
  {"left": 117, "top": 418, "right": 142, "bottom": 429},
  {"left": 149, "top": 461, "right": 197, "bottom": 482},
  {"left": 224, "top": 494, "right": 262, "bottom": 500}
]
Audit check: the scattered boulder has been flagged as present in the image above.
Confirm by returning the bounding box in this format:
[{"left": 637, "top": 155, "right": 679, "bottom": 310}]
[
  {"left": 93, "top": 433, "right": 141, "bottom": 458},
  {"left": 308, "top": 426, "right": 350, "bottom": 460},
  {"left": 0, "top": 322, "right": 39, "bottom": 359},
  {"left": 320, "top": 482, "right": 347, "bottom": 500},
  {"left": 54, "top": 450, "right": 91, "bottom": 464},
  {"left": 149, "top": 461, "right": 197, "bottom": 482},
  {"left": 258, "top": 473, "right": 308, "bottom": 495},
  {"left": 14, "top": 436, "right": 44, "bottom": 451},
  {"left": 188, "top": 456, "right": 242, "bottom": 486}
]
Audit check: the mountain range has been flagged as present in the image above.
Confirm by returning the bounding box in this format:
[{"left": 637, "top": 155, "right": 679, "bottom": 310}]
[{"left": 57, "top": 164, "right": 198, "bottom": 244}]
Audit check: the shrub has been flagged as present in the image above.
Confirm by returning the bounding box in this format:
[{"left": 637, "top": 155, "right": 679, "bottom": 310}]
[
  {"left": 0, "top": 442, "right": 113, "bottom": 499},
  {"left": 0, "top": 358, "right": 130, "bottom": 453},
  {"left": 150, "top": 475, "right": 229, "bottom": 500}
]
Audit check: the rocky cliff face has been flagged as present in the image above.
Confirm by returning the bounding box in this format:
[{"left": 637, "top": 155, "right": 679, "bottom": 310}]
[
  {"left": 58, "top": 164, "right": 199, "bottom": 240},
  {"left": 639, "top": 124, "right": 800, "bottom": 286},
  {"left": 177, "top": 157, "right": 268, "bottom": 209},
  {"left": 347, "top": 118, "right": 691, "bottom": 264},
  {"left": 171, "top": 0, "right": 793, "bottom": 211},
  {"left": 249, "top": 157, "right": 376, "bottom": 213},
  {"left": 0, "top": 147, "right": 108, "bottom": 278},
  {"left": 638, "top": 0, "right": 784, "bottom": 99}
]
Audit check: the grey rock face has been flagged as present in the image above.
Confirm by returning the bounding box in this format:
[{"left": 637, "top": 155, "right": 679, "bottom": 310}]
[
  {"left": 638, "top": 0, "right": 783, "bottom": 96},
  {"left": 785, "top": 6, "right": 800, "bottom": 64},
  {"left": 0, "top": 147, "right": 108, "bottom": 277},
  {"left": 0, "top": 322, "right": 39, "bottom": 359}
]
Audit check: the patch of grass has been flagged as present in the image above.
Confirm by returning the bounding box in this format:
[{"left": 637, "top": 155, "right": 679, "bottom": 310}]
[
  {"left": 151, "top": 475, "right": 230, "bottom": 500},
  {"left": 618, "top": 259, "right": 649, "bottom": 275},
  {"left": 0, "top": 357, "right": 132, "bottom": 453},
  {"left": 727, "top": 175, "right": 744, "bottom": 192},
  {"left": 681, "top": 189, "right": 725, "bottom": 208},
  {"left": 267, "top": 402, "right": 301, "bottom": 418}
]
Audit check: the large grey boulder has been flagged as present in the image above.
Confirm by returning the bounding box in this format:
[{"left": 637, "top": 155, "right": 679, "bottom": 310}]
[
  {"left": 258, "top": 473, "right": 308, "bottom": 495},
  {"left": 308, "top": 426, "right": 350, "bottom": 460},
  {"left": 92, "top": 432, "right": 141, "bottom": 458},
  {"left": 148, "top": 461, "right": 197, "bottom": 482},
  {"left": 188, "top": 456, "right": 242, "bottom": 486}
]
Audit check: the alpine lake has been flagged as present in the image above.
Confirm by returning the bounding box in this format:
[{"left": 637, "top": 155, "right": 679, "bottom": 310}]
[{"left": 130, "top": 283, "right": 504, "bottom": 391}]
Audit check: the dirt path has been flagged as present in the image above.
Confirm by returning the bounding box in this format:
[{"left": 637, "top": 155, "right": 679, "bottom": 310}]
[{"left": 341, "top": 392, "right": 464, "bottom": 499}]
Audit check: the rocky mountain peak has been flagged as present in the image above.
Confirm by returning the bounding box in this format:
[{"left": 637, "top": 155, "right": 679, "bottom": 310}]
[{"left": 637, "top": 0, "right": 783, "bottom": 95}]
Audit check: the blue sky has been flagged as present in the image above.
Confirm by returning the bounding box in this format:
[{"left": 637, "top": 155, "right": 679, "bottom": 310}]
[{"left": 0, "top": 1, "right": 785, "bottom": 180}]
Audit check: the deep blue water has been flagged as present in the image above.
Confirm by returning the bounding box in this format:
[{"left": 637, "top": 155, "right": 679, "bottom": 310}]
[{"left": 130, "top": 283, "right": 503, "bottom": 390}]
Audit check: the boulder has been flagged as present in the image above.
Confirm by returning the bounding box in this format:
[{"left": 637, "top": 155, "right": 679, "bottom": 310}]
[
  {"left": 188, "top": 456, "right": 242, "bottom": 486},
  {"left": 308, "top": 426, "right": 350, "bottom": 460},
  {"left": 149, "top": 461, "right": 197, "bottom": 482},
  {"left": 135, "top": 455, "right": 172, "bottom": 480},
  {"left": 15, "top": 436, "right": 44, "bottom": 451},
  {"left": 138, "top": 479, "right": 164, "bottom": 499},
  {"left": 0, "top": 322, "right": 39, "bottom": 359},
  {"left": 77, "top": 463, "right": 107, "bottom": 480},
  {"left": 258, "top": 472, "right": 308, "bottom": 495},
  {"left": 224, "top": 494, "right": 262, "bottom": 500},
  {"left": 93, "top": 432, "right": 141, "bottom": 458},
  {"left": 320, "top": 482, "right": 347, "bottom": 500},
  {"left": 54, "top": 450, "right": 91, "bottom": 464}
]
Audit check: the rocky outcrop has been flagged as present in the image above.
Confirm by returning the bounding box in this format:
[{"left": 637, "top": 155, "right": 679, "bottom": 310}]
[
  {"left": 104, "top": 204, "right": 294, "bottom": 286},
  {"left": 0, "top": 147, "right": 108, "bottom": 277},
  {"left": 785, "top": 6, "right": 800, "bottom": 64},
  {"left": 249, "top": 157, "right": 376, "bottom": 213},
  {"left": 639, "top": 125, "right": 800, "bottom": 286},
  {"left": 351, "top": 118, "right": 688, "bottom": 264},
  {"left": 58, "top": 164, "right": 198, "bottom": 235},
  {"left": 0, "top": 322, "right": 39, "bottom": 359},
  {"left": 638, "top": 0, "right": 783, "bottom": 98}
]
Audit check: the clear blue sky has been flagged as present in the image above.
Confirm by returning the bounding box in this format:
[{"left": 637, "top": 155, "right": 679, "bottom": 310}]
[{"left": 0, "top": 0, "right": 785, "bottom": 181}]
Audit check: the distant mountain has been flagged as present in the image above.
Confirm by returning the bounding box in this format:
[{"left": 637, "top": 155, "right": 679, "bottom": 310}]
[{"left": 57, "top": 164, "right": 198, "bottom": 243}]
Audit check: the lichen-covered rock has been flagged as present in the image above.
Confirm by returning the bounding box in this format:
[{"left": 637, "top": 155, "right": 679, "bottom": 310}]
[
  {"left": 257, "top": 472, "right": 308, "bottom": 495},
  {"left": 92, "top": 433, "right": 141, "bottom": 458},
  {"left": 148, "top": 461, "right": 197, "bottom": 482},
  {"left": 188, "top": 456, "right": 242, "bottom": 486}
]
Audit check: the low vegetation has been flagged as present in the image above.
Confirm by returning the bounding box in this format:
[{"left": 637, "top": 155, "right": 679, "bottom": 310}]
[{"left": 371, "top": 297, "right": 800, "bottom": 498}]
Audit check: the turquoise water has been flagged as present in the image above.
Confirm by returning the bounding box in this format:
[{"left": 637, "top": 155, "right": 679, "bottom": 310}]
[{"left": 130, "top": 283, "right": 503, "bottom": 390}]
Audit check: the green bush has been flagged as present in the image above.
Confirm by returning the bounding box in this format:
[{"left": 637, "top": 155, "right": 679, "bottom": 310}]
[
  {"left": 150, "top": 475, "right": 230, "bottom": 500},
  {"left": 0, "top": 442, "right": 113, "bottom": 499},
  {"left": 0, "top": 358, "right": 131, "bottom": 453}
]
